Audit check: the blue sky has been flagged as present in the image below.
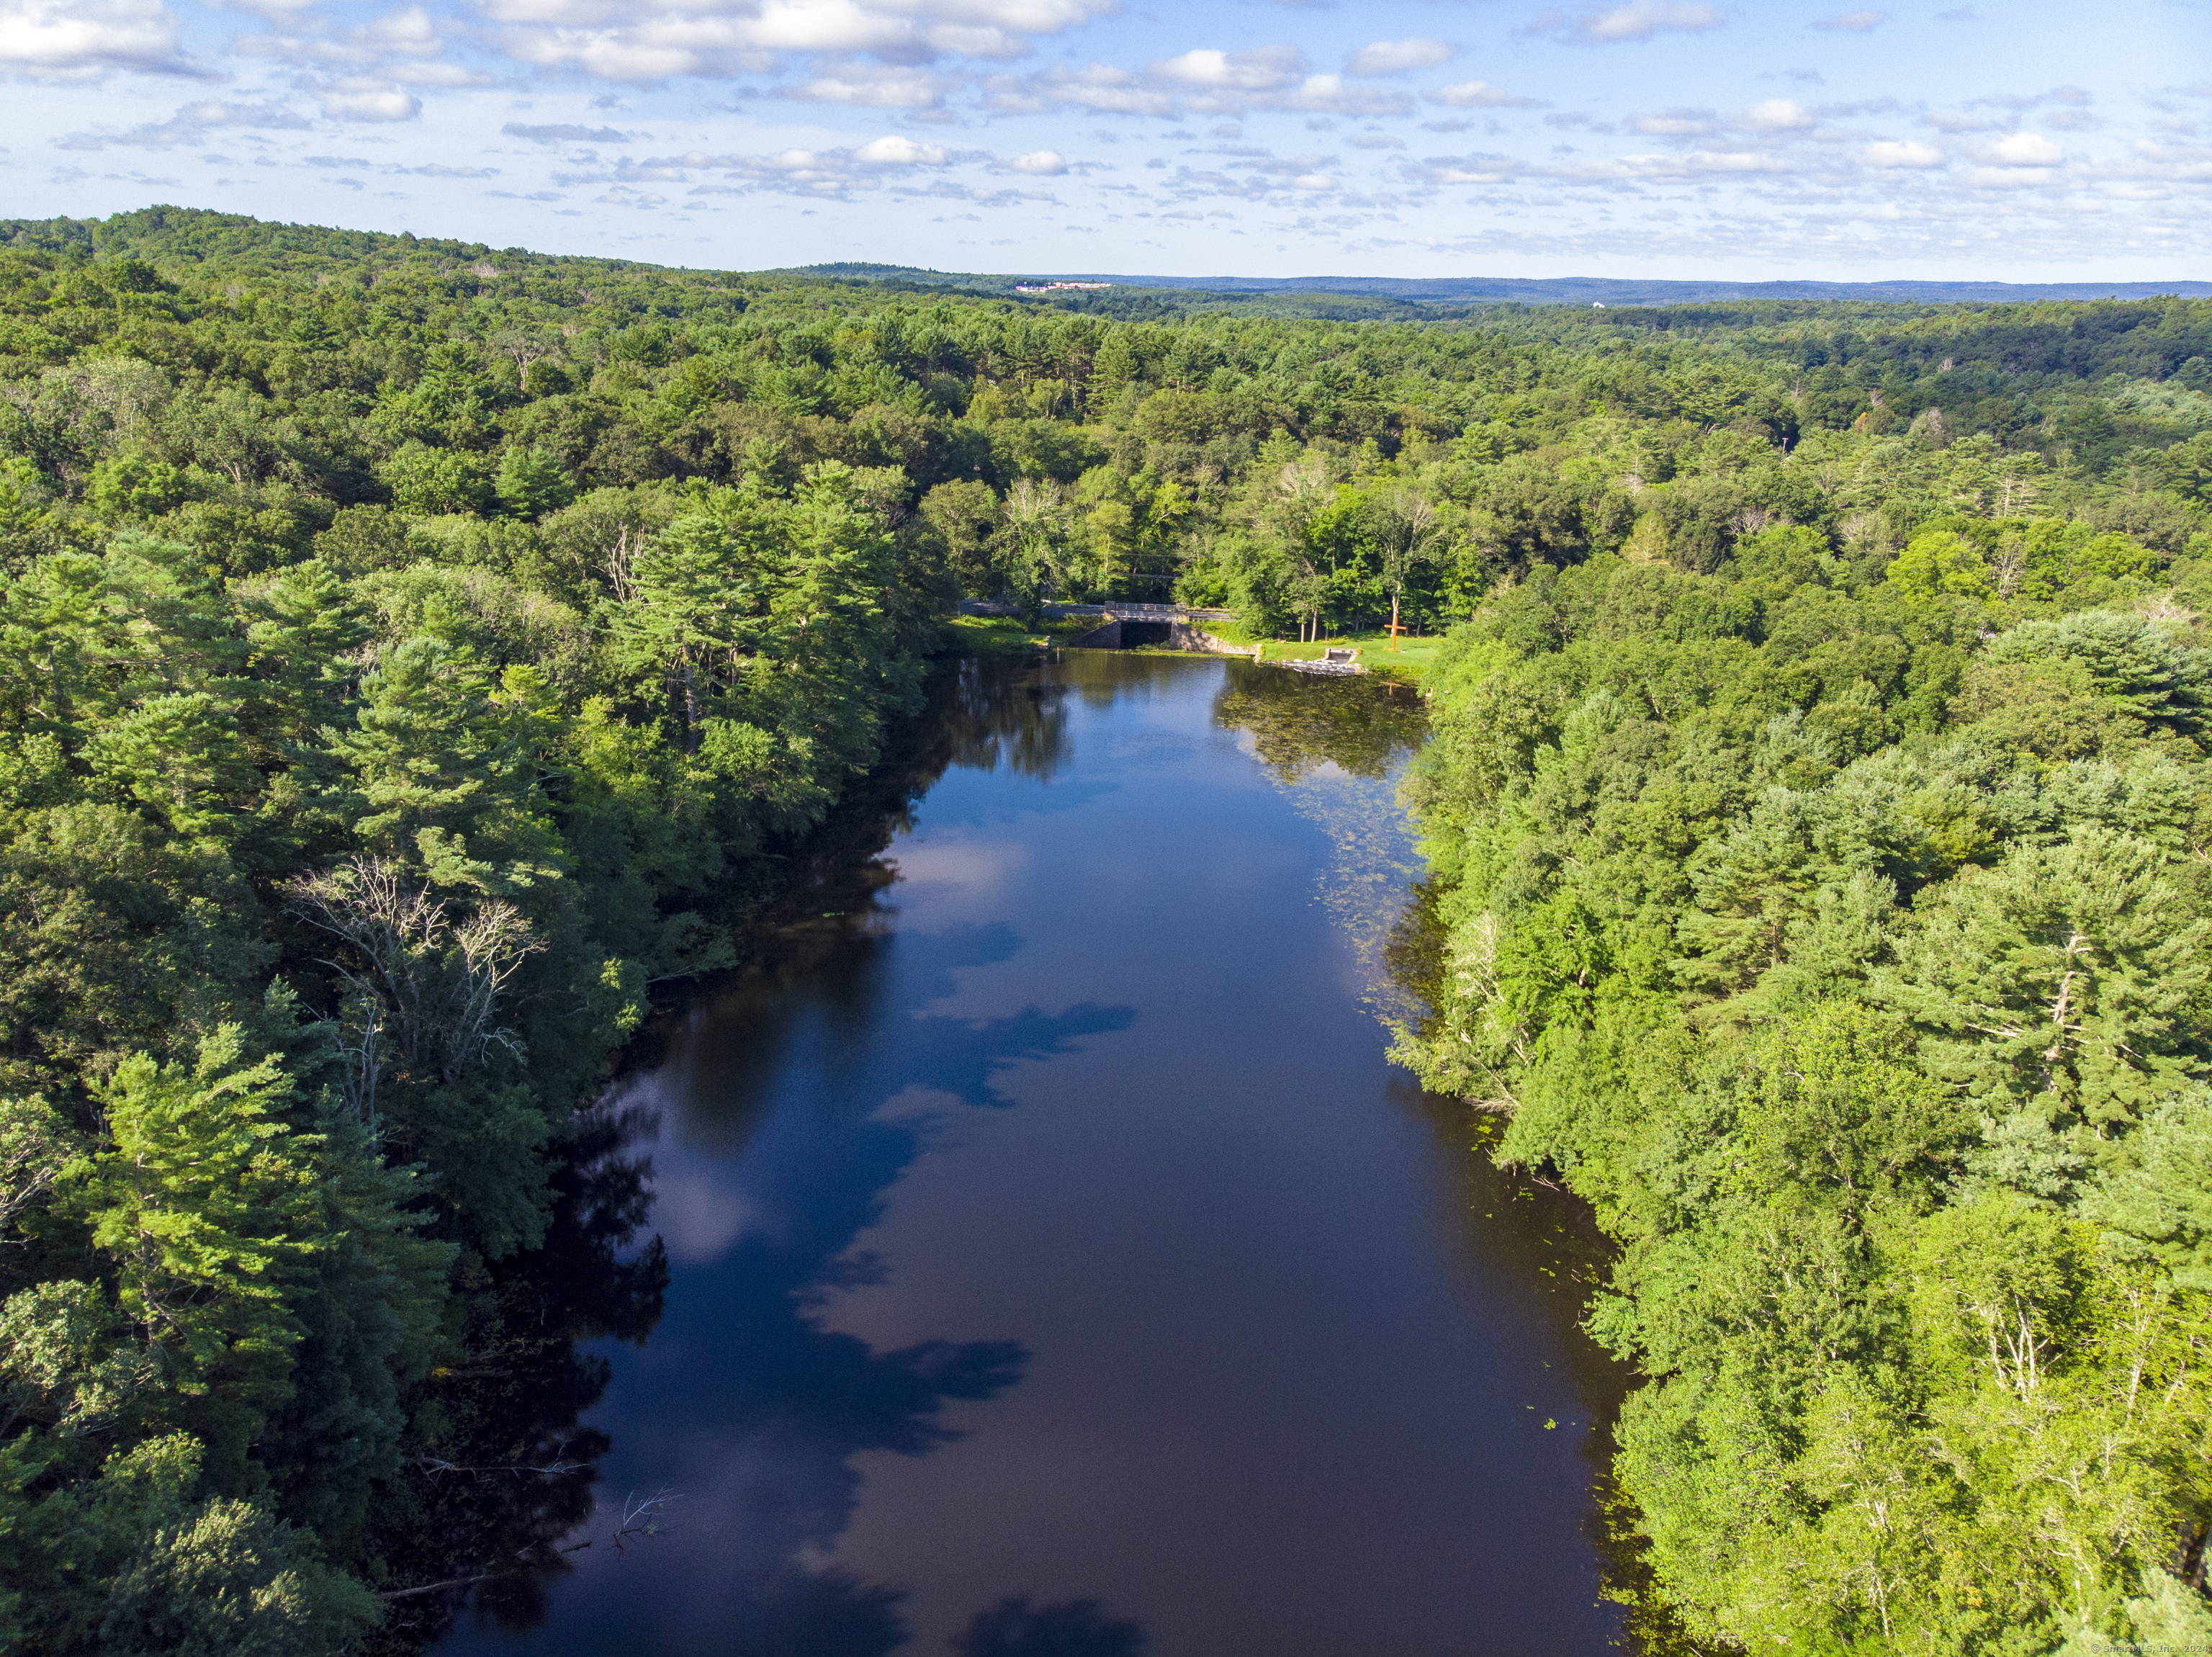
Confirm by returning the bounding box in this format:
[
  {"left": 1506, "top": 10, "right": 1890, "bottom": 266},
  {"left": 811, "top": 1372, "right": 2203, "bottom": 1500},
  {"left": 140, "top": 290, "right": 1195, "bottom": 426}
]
[{"left": 3, "top": 0, "right": 2208, "bottom": 277}]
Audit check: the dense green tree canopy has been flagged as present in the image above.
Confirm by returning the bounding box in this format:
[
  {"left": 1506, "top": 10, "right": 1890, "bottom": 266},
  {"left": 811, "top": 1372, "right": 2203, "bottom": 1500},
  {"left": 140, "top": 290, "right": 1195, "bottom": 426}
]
[
  {"left": 0, "top": 205, "right": 2206, "bottom": 1653},
  {"left": 1393, "top": 474, "right": 2212, "bottom": 1649}
]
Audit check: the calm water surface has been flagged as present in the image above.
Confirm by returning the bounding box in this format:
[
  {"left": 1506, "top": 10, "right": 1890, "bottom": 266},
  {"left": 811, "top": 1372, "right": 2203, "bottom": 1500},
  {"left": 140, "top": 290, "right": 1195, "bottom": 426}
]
[{"left": 439, "top": 652, "right": 1629, "bottom": 1657}]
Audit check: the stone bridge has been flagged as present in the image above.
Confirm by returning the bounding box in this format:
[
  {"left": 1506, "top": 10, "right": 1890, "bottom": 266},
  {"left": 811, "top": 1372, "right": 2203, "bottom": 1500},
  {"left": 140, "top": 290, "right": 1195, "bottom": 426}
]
[{"left": 1072, "top": 617, "right": 1252, "bottom": 653}]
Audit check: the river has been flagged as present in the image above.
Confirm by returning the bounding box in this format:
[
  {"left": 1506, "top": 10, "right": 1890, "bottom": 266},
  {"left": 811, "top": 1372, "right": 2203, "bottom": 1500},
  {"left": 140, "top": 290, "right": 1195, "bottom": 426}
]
[{"left": 434, "top": 650, "right": 1632, "bottom": 1657}]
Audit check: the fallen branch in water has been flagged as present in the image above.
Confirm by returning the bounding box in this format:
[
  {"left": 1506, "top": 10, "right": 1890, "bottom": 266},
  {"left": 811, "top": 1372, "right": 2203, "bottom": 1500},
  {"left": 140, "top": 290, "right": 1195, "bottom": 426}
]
[
  {"left": 416, "top": 1441, "right": 586, "bottom": 1479},
  {"left": 379, "top": 1572, "right": 506, "bottom": 1602},
  {"left": 614, "top": 1486, "right": 682, "bottom": 1550}
]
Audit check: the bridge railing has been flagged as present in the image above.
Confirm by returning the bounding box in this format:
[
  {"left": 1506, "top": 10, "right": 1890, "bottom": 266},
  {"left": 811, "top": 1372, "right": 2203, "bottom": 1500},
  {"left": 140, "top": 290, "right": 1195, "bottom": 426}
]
[{"left": 957, "top": 600, "right": 1237, "bottom": 623}]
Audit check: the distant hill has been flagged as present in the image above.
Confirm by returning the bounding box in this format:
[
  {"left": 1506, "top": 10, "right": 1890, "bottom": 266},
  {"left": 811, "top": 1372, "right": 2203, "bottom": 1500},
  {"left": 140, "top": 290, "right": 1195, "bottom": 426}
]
[{"left": 791, "top": 264, "right": 2212, "bottom": 307}]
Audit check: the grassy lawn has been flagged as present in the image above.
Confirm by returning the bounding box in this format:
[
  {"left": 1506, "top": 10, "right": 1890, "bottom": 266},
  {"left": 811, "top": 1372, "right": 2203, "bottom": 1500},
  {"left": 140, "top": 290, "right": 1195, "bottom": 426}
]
[
  {"left": 939, "top": 614, "right": 1093, "bottom": 655},
  {"left": 942, "top": 612, "right": 1445, "bottom": 685},
  {"left": 1263, "top": 630, "right": 1444, "bottom": 682}
]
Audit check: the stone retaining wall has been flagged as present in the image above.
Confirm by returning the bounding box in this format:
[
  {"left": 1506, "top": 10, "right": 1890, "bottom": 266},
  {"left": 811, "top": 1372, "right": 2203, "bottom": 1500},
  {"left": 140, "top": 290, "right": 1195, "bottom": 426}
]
[
  {"left": 1166, "top": 624, "right": 1249, "bottom": 655},
  {"left": 1071, "top": 621, "right": 1253, "bottom": 655}
]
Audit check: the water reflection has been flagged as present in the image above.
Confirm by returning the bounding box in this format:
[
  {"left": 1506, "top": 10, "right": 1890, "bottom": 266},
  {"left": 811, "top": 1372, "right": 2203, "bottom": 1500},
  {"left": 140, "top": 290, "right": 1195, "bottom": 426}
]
[
  {"left": 1213, "top": 662, "right": 1648, "bottom": 1640},
  {"left": 1208, "top": 663, "right": 1431, "bottom": 1023},
  {"left": 369, "top": 1110, "right": 668, "bottom": 1651},
  {"left": 472, "top": 935, "right": 1142, "bottom": 1652},
  {"left": 1211, "top": 660, "right": 1426, "bottom": 783},
  {"left": 434, "top": 652, "right": 1629, "bottom": 1657},
  {"left": 390, "top": 657, "right": 1080, "bottom": 1653},
  {"left": 937, "top": 656, "right": 1073, "bottom": 782}
]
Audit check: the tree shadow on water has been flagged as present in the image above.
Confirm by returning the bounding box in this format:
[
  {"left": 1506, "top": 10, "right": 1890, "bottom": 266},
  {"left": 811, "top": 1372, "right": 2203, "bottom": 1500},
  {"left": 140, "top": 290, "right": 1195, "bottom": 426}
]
[
  {"left": 400, "top": 656, "right": 1141, "bottom": 1656},
  {"left": 608, "top": 1002, "right": 1139, "bottom": 1656},
  {"left": 367, "top": 1109, "right": 669, "bottom": 1652},
  {"left": 476, "top": 935, "right": 1140, "bottom": 1656}
]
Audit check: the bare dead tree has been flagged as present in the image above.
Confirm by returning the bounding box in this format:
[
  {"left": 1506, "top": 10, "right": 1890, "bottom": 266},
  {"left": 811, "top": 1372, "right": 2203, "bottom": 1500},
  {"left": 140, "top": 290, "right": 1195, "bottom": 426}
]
[
  {"left": 0, "top": 1096, "right": 76, "bottom": 1237},
  {"left": 287, "top": 858, "right": 545, "bottom": 1123},
  {"left": 444, "top": 902, "right": 542, "bottom": 1078},
  {"left": 1839, "top": 511, "right": 1892, "bottom": 557},
  {"left": 606, "top": 522, "right": 640, "bottom": 605},
  {"left": 1991, "top": 536, "right": 2029, "bottom": 598},
  {"left": 288, "top": 858, "right": 443, "bottom": 1069},
  {"left": 490, "top": 328, "right": 557, "bottom": 377}
]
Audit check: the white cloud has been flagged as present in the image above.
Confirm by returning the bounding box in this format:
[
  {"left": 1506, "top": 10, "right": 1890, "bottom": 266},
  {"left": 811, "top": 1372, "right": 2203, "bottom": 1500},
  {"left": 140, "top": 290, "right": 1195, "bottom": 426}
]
[
  {"left": 1429, "top": 78, "right": 1541, "bottom": 109},
  {"left": 500, "top": 24, "right": 763, "bottom": 81},
  {"left": 56, "top": 98, "right": 307, "bottom": 148},
  {"left": 782, "top": 66, "right": 948, "bottom": 107},
  {"left": 852, "top": 133, "right": 946, "bottom": 164},
  {"left": 989, "top": 62, "right": 1173, "bottom": 116},
  {"left": 1738, "top": 98, "right": 1812, "bottom": 132},
  {"left": 1626, "top": 107, "right": 1714, "bottom": 136},
  {"left": 1527, "top": 1, "right": 1727, "bottom": 45},
  {"left": 557, "top": 152, "right": 689, "bottom": 182},
  {"left": 364, "top": 6, "right": 439, "bottom": 53},
  {"left": 503, "top": 121, "right": 631, "bottom": 142},
  {"left": 487, "top": 0, "right": 1112, "bottom": 83},
  {"left": 1540, "top": 148, "right": 1792, "bottom": 183},
  {"left": 624, "top": 138, "right": 1032, "bottom": 202},
  {"left": 1344, "top": 37, "right": 1453, "bottom": 78},
  {"left": 1979, "top": 130, "right": 2062, "bottom": 166},
  {"left": 0, "top": 0, "right": 184, "bottom": 77},
  {"left": 997, "top": 47, "right": 1408, "bottom": 117},
  {"left": 1279, "top": 72, "right": 1411, "bottom": 116},
  {"left": 319, "top": 80, "right": 422, "bottom": 121},
  {"left": 239, "top": 5, "right": 487, "bottom": 86},
  {"left": 917, "top": 22, "right": 1037, "bottom": 59},
  {"left": 1858, "top": 138, "right": 1943, "bottom": 167},
  {"left": 1972, "top": 84, "right": 2090, "bottom": 112},
  {"left": 0, "top": 0, "right": 2193, "bottom": 274},
  {"left": 2123, "top": 139, "right": 2212, "bottom": 181},
  {"left": 1961, "top": 165, "right": 2054, "bottom": 189},
  {"left": 390, "top": 61, "right": 488, "bottom": 86},
  {"left": 1153, "top": 46, "right": 1301, "bottom": 92},
  {"left": 1411, "top": 151, "right": 1524, "bottom": 185}
]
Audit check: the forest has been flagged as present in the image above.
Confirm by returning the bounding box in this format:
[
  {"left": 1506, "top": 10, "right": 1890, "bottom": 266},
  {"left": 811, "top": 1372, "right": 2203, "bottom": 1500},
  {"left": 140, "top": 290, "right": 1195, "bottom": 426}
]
[{"left": 0, "top": 203, "right": 2206, "bottom": 1653}]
